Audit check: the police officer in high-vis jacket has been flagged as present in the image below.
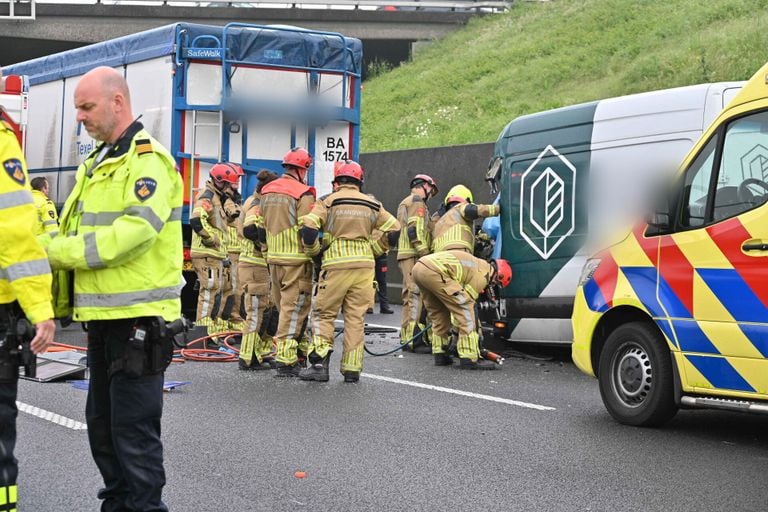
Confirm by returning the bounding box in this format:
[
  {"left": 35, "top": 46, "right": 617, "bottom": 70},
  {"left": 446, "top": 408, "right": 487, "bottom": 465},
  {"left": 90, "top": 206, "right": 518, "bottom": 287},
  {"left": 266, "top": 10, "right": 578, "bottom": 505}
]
[
  {"left": 412, "top": 251, "right": 511, "bottom": 369},
  {"left": 258, "top": 148, "right": 316, "bottom": 377},
  {"left": 396, "top": 174, "right": 438, "bottom": 351},
  {"left": 299, "top": 160, "right": 400, "bottom": 382},
  {"left": 0, "top": 73, "right": 56, "bottom": 512},
  {"left": 30, "top": 176, "right": 59, "bottom": 241},
  {"left": 432, "top": 184, "right": 500, "bottom": 253},
  {"left": 47, "top": 67, "right": 183, "bottom": 512}
]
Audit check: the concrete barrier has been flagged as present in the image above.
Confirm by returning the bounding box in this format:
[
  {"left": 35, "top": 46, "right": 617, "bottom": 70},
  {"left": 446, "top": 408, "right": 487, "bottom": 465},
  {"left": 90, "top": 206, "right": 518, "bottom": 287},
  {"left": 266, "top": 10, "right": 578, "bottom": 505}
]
[{"left": 360, "top": 141, "right": 494, "bottom": 304}]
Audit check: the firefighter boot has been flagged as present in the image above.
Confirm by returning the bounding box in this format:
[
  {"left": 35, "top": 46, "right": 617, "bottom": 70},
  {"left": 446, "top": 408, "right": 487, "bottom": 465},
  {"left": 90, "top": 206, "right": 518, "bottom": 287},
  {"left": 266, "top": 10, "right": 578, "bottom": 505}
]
[
  {"left": 434, "top": 354, "right": 454, "bottom": 366},
  {"left": 342, "top": 371, "right": 360, "bottom": 383},
  {"left": 274, "top": 363, "right": 300, "bottom": 378},
  {"left": 458, "top": 358, "right": 496, "bottom": 371},
  {"left": 299, "top": 354, "right": 330, "bottom": 382}
]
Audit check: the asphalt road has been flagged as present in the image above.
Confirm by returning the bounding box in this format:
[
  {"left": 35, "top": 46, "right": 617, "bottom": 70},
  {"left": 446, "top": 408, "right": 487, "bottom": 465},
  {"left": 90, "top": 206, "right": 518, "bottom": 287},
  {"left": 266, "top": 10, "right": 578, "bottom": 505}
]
[{"left": 14, "top": 307, "right": 768, "bottom": 511}]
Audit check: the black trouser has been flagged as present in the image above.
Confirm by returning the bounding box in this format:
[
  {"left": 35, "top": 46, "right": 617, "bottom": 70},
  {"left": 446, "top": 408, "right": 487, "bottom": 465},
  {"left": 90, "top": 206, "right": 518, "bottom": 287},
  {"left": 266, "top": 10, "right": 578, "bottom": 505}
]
[
  {"left": 86, "top": 319, "right": 167, "bottom": 512},
  {"left": 374, "top": 254, "right": 390, "bottom": 310},
  {"left": 0, "top": 378, "right": 18, "bottom": 511}
]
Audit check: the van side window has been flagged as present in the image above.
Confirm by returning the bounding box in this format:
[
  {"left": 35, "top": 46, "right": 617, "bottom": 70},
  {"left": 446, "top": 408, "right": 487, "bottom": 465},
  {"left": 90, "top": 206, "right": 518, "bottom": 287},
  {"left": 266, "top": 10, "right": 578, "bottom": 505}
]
[
  {"left": 713, "top": 111, "right": 768, "bottom": 221},
  {"left": 680, "top": 137, "right": 716, "bottom": 228}
]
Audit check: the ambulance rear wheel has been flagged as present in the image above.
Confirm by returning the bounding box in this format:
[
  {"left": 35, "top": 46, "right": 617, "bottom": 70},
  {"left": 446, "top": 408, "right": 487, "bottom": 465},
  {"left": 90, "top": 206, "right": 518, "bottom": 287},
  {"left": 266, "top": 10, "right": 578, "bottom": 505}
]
[{"left": 598, "top": 322, "right": 678, "bottom": 427}]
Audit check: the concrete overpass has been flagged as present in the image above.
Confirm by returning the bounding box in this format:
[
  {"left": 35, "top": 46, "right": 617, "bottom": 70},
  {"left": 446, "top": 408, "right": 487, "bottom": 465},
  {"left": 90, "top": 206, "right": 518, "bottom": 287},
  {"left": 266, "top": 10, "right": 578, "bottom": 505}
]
[{"left": 0, "top": 2, "right": 495, "bottom": 71}]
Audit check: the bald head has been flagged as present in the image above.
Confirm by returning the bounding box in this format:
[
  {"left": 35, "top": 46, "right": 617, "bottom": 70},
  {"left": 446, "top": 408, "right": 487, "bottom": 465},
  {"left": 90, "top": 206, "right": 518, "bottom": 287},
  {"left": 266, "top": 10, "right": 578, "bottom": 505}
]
[{"left": 74, "top": 66, "right": 134, "bottom": 144}]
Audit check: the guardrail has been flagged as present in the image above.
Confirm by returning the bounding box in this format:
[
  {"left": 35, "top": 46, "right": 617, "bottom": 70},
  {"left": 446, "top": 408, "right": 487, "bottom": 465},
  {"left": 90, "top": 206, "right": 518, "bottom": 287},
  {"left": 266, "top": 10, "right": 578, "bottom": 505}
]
[{"left": 1, "top": 0, "right": 513, "bottom": 19}]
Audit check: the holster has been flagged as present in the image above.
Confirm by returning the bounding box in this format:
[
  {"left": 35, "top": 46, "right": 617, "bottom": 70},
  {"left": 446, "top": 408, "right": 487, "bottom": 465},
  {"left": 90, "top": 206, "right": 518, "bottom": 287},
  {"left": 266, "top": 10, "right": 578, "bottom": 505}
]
[
  {"left": 0, "top": 302, "right": 35, "bottom": 382},
  {"left": 112, "top": 317, "right": 175, "bottom": 379}
]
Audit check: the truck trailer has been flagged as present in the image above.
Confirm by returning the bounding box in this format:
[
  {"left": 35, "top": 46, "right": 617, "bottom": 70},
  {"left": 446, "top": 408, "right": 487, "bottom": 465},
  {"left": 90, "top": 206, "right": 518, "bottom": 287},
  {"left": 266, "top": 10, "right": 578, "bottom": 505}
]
[{"left": 4, "top": 22, "right": 362, "bottom": 317}]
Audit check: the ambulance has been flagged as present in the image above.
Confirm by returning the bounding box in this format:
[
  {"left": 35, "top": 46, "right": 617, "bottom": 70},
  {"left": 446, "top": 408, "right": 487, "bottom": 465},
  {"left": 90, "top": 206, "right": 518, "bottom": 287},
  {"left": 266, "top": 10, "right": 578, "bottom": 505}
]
[{"left": 572, "top": 61, "right": 768, "bottom": 426}]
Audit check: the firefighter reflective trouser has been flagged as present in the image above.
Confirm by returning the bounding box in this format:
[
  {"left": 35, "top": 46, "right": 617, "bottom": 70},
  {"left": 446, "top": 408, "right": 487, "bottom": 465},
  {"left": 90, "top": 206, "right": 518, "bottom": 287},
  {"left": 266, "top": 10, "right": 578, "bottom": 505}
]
[
  {"left": 411, "top": 262, "right": 481, "bottom": 360},
  {"left": 270, "top": 262, "right": 313, "bottom": 365},
  {"left": 0, "top": 378, "right": 18, "bottom": 512},
  {"left": 308, "top": 268, "right": 375, "bottom": 373},
  {"left": 87, "top": 319, "right": 168, "bottom": 512},
  {"left": 220, "top": 252, "right": 244, "bottom": 330},
  {"left": 398, "top": 257, "right": 424, "bottom": 344},
  {"left": 193, "top": 256, "right": 223, "bottom": 329},
  {"left": 238, "top": 263, "right": 273, "bottom": 365}
]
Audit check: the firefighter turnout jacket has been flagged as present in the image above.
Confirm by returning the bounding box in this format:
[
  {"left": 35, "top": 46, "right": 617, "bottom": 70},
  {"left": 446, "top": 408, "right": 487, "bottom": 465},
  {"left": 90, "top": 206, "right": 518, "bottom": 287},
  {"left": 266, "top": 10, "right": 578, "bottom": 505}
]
[
  {"left": 396, "top": 194, "right": 431, "bottom": 260},
  {"left": 259, "top": 174, "right": 315, "bottom": 264},
  {"left": 0, "top": 122, "right": 54, "bottom": 324},
  {"left": 432, "top": 202, "right": 499, "bottom": 253},
  {"left": 302, "top": 184, "right": 400, "bottom": 268},
  {"left": 47, "top": 122, "right": 183, "bottom": 322},
  {"left": 190, "top": 180, "right": 230, "bottom": 260},
  {"left": 31, "top": 189, "right": 59, "bottom": 239},
  {"left": 240, "top": 193, "right": 267, "bottom": 267}
]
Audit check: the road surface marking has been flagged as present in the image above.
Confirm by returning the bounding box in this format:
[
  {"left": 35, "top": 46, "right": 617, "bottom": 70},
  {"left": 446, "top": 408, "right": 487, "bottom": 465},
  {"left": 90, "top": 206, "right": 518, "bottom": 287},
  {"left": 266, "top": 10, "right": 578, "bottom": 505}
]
[
  {"left": 362, "top": 373, "right": 556, "bottom": 411},
  {"left": 16, "top": 401, "right": 88, "bottom": 430}
]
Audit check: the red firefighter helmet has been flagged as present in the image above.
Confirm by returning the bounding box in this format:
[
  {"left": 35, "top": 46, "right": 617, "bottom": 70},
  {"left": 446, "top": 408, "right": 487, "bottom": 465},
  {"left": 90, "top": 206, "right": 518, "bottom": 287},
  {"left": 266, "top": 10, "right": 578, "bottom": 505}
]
[
  {"left": 493, "top": 259, "right": 512, "bottom": 288},
  {"left": 410, "top": 173, "right": 438, "bottom": 194},
  {"left": 334, "top": 160, "right": 364, "bottom": 183},
  {"left": 282, "top": 147, "right": 313, "bottom": 170},
  {"left": 210, "top": 162, "right": 241, "bottom": 185}
]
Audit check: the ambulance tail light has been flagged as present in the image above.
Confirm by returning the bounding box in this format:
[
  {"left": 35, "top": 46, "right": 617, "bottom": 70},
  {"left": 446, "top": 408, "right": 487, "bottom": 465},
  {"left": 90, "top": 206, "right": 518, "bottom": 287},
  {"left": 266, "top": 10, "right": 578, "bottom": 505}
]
[{"left": 183, "top": 247, "right": 191, "bottom": 262}]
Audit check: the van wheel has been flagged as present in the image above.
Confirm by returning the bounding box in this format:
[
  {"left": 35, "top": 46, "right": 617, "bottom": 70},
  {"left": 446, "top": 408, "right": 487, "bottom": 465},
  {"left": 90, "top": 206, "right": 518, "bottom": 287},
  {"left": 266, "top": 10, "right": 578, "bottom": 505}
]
[{"left": 598, "top": 322, "right": 678, "bottom": 427}]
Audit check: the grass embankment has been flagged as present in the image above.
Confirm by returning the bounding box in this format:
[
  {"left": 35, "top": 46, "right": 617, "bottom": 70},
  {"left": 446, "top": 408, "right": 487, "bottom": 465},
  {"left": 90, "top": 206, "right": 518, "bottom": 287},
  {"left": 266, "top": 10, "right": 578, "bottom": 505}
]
[{"left": 361, "top": 0, "right": 768, "bottom": 152}]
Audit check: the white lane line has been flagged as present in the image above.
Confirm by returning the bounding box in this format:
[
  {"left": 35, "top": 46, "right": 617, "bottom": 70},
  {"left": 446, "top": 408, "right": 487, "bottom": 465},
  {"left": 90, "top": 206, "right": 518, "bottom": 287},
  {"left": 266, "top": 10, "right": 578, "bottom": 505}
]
[
  {"left": 362, "top": 373, "right": 556, "bottom": 411},
  {"left": 16, "top": 401, "right": 88, "bottom": 431}
]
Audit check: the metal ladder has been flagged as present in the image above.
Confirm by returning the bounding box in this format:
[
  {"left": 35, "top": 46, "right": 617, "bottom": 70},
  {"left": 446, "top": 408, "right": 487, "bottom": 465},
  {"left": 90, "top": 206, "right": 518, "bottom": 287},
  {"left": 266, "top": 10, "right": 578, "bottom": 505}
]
[{"left": 188, "top": 109, "right": 224, "bottom": 203}]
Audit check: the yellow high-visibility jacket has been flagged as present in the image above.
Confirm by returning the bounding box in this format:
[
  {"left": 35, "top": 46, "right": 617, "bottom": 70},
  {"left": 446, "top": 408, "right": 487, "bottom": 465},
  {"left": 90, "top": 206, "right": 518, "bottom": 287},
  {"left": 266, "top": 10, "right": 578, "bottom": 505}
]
[
  {"left": 0, "top": 123, "right": 54, "bottom": 324},
  {"left": 31, "top": 189, "right": 59, "bottom": 239},
  {"left": 48, "top": 124, "right": 183, "bottom": 322}
]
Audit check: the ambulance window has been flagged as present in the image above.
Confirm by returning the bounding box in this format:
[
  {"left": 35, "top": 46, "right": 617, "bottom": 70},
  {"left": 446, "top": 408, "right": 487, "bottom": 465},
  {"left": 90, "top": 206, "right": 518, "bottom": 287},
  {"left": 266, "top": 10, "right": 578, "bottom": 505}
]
[
  {"left": 680, "top": 137, "right": 716, "bottom": 228},
  {"left": 713, "top": 111, "right": 768, "bottom": 221}
]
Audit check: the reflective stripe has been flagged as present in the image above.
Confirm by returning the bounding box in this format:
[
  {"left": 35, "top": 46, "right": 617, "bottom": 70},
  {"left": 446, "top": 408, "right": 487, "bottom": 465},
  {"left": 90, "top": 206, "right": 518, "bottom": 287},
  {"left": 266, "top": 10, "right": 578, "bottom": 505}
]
[
  {"left": 0, "top": 189, "right": 33, "bottom": 209},
  {"left": 0, "top": 258, "right": 50, "bottom": 282},
  {"left": 43, "top": 219, "right": 58, "bottom": 226},
  {"left": 84, "top": 232, "right": 105, "bottom": 269},
  {"left": 81, "top": 207, "right": 166, "bottom": 233},
  {"left": 170, "top": 206, "right": 182, "bottom": 222},
  {"left": 126, "top": 205, "right": 164, "bottom": 232},
  {"left": 80, "top": 211, "right": 122, "bottom": 227},
  {"left": 75, "top": 284, "right": 180, "bottom": 308}
]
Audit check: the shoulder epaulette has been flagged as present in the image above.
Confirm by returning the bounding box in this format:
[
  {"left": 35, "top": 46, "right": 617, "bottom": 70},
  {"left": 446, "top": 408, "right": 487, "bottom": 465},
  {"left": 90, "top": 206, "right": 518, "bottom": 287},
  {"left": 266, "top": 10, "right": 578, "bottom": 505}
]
[
  {"left": 411, "top": 195, "right": 424, "bottom": 203},
  {"left": 135, "top": 138, "right": 153, "bottom": 156},
  {"left": 200, "top": 190, "right": 214, "bottom": 201}
]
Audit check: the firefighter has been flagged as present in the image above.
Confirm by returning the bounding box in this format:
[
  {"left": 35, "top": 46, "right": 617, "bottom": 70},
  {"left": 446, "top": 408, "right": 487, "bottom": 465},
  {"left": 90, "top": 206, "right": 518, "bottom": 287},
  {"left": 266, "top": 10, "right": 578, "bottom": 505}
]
[
  {"left": 396, "top": 173, "right": 438, "bottom": 352},
  {"left": 299, "top": 160, "right": 400, "bottom": 382},
  {"left": 30, "top": 176, "right": 59, "bottom": 240},
  {"left": 0, "top": 92, "right": 56, "bottom": 512},
  {"left": 47, "top": 66, "right": 182, "bottom": 511},
  {"left": 238, "top": 169, "right": 279, "bottom": 370},
  {"left": 412, "top": 251, "right": 512, "bottom": 369},
  {"left": 217, "top": 164, "right": 245, "bottom": 333},
  {"left": 190, "top": 162, "right": 239, "bottom": 337},
  {"left": 432, "top": 184, "right": 500, "bottom": 253},
  {"left": 258, "top": 147, "right": 316, "bottom": 377}
]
